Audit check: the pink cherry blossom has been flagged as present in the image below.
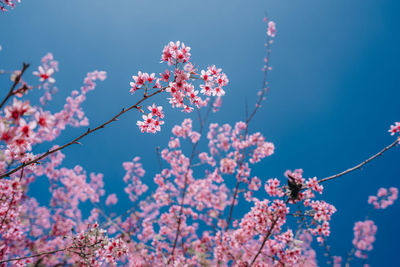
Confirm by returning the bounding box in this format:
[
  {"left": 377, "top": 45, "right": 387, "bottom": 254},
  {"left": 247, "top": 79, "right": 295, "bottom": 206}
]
[
  {"left": 388, "top": 122, "right": 400, "bottom": 135},
  {"left": 0, "top": 17, "right": 397, "bottom": 267},
  {"left": 368, "top": 187, "right": 398, "bottom": 209},
  {"left": 33, "top": 66, "right": 56, "bottom": 83},
  {"left": 352, "top": 220, "right": 377, "bottom": 259},
  {"left": 267, "top": 21, "right": 277, "bottom": 37}
]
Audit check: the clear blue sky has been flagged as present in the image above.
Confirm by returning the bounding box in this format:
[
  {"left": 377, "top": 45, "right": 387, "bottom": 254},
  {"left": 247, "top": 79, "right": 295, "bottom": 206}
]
[{"left": 1, "top": 0, "right": 399, "bottom": 265}]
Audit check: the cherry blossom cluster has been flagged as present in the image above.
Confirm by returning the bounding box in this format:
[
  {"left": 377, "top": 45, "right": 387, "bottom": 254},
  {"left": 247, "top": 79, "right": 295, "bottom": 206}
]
[
  {"left": 136, "top": 104, "right": 165, "bottom": 133},
  {"left": 0, "top": 0, "right": 20, "bottom": 11},
  {"left": 262, "top": 17, "right": 276, "bottom": 73},
  {"left": 368, "top": 187, "right": 398, "bottom": 209},
  {"left": 389, "top": 121, "right": 400, "bottom": 139},
  {"left": 0, "top": 17, "right": 398, "bottom": 266},
  {"left": 265, "top": 178, "right": 285, "bottom": 197},
  {"left": 0, "top": 178, "right": 24, "bottom": 242},
  {"left": 333, "top": 255, "right": 342, "bottom": 267},
  {"left": 121, "top": 115, "right": 338, "bottom": 265},
  {"left": 37, "top": 53, "right": 59, "bottom": 105},
  {"left": 332, "top": 186, "right": 398, "bottom": 266},
  {"left": 306, "top": 200, "right": 336, "bottom": 243},
  {"left": 122, "top": 156, "right": 148, "bottom": 202},
  {"left": 305, "top": 177, "right": 324, "bottom": 193},
  {"left": 352, "top": 220, "right": 377, "bottom": 259},
  {"left": 0, "top": 54, "right": 105, "bottom": 167},
  {"left": 207, "top": 122, "right": 275, "bottom": 164},
  {"left": 282, "top": 169, "right": 336, "bottom": 243},
  {"left": 69, "top": 225, "right": 128, "bottom": 266},
  {"left": 263, "top": 17, "right": 277, "bottom": 38},
  {"left": 131, "top": 41, "right": 228, "bottom": 133},
  {"left": 216, "top": 199, "right": 289, "bottom": 263},
  {"left": 0, "top": 145, "right": 131, "bottom": 265}
]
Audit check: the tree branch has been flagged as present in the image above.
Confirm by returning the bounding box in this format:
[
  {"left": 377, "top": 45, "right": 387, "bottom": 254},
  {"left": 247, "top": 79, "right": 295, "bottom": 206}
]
[
  {"left": 0, "top": 63, "right": 30, "bottom": 110},
  {"left": 249, "top": 199, "right": 290, "bottom": 266},
  {"left": 225, "top": 33, "right": 272, "bottom": 231},
  {"left": 170, "top": 103, "right": 213, "bottom": 260},
  {"left": 318, "top": 137, "right": 399, "bottom": 184},
  {"left": 0, "top": 88, "right": 165, "bottom": 179}
]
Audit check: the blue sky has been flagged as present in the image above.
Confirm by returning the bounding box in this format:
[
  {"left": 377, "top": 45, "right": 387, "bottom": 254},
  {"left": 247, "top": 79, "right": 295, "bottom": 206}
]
[{"left": 1, "top": 0, "right": 399, "bottom": 265}]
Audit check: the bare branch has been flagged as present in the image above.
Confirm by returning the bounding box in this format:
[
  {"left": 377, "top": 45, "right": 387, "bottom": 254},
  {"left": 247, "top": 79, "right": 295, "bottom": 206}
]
[
  {"left": 318, "top": 137, "right": 399, "bottom": 184},
  {"left": 0, "top": 63, "right": 30, "bottom": 110}
]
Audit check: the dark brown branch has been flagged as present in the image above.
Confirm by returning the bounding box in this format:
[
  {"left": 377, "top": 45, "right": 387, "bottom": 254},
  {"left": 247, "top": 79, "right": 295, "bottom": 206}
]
[
  {"left": 0, "top": 88, "right": 165, "bottom": 179},
  {"left": 318, "top": 137, "right": 399, "bottom": 184},
  {"left": 0, "top": 63, "right": 30, "bottom": 109},
  {"left": 249, "top": 199, "right": 290, "bottom": 266}
]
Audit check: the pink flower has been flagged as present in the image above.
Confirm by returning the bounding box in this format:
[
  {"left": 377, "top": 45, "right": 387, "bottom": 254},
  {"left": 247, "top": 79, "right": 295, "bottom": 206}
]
[
  {"left": 0, "top": 0, "right": 21, "bottom": 11},
  {"left": 147, "top": 73, "right": 156, "bottom": 83},
  {"left": 189, "top": 131, "right": 201, "bottom": 143},
  {"left": 200, "top": 84, "right": 213, "bottom": 96},
  {"left": 200, "top": 70, "right": 211, "bottom": 82},
  {"left": 33, "top": 66, "right": 55, "bottom": 83},
  {"left": 265, "top": 178, "right": 285, "bottom": 197},
  {"left": 4, "top": 98, "right": 34, "bottom": 121},
  {"left": 352, "top": 220, "right": 377, "bottom": 259},
  {"left": 161, "top": 41, "right": 191, "bottom": 65},
  {"left": 219, "top": 158, "right": 236, "bottom": 174},
  {"left": 267, "top": 21, "right": 277, "bottom": 37},
  {"left": 388, "top": 122, "right": 400, "bottom": 135},
  {"left": 18, "top": 119, "right": 37, "bottom": 138},
  {"left": 131, "top": 71, "right": 148, "bottom": 88},
  {"left": 306, "top": 177, "right": 323, "bottom": 194},
  {"left": 160, "top": 69, "right": 170, "bottom": 82},
  {"left": 368, "top": 187, "right": 398, "bottom": 209},
  {"left": 148, "top": 104, "right": 164, "bottom": 118},
  {"left": 105, "top": 194, "right": 118, "bottom": 206},
  {"left": 136, "top": 113, "right": 164, "bottom": 133}
]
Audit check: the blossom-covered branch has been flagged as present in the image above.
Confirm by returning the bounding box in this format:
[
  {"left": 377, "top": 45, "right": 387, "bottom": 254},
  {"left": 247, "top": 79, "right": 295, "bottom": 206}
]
[
  {"left": 0, "top": 88, "right": 164, "bottom": 179},
  {"left": 0, "top": 41, "right": 228, "bottom": 179},
  {"left": 225, "top": 17, "right": 276, "bottom": 231},
  {"left": 0, "top": 63, "right": 29, "bottom": 110},
  {"left": 0, "top": 13, "right": 398, "bottom": 266}
]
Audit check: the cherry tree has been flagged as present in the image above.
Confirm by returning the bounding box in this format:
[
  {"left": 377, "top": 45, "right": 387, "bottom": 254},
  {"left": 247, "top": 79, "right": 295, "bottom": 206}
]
[{"left": 0, "top": 6, "right": 399, "bottom": 267}]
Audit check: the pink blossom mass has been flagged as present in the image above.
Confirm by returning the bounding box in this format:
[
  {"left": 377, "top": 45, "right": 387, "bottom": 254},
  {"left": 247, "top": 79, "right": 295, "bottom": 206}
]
[{"left": 0, "top": 5, "right": 399, "bottom": 267}]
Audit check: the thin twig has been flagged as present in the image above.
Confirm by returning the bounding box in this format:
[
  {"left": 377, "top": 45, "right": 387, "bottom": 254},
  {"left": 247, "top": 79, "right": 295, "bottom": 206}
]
[
  {"left": 249, "top": 199, "right": 290, "bottom": 266},
  {"left": 318, "top": 137, "right": 399, "bottom": 184},
  {"left": 0, "top": 247, "right": 70, "bottom": 264},
  {"left": 0, "top": 63, "right": 30, "bottom": 110},
  {"left": 225, "top": 32, "right": 272, "bottom": 231},
  {"left": 169, "top": 103, "right": 214, "bottom": 260}
]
